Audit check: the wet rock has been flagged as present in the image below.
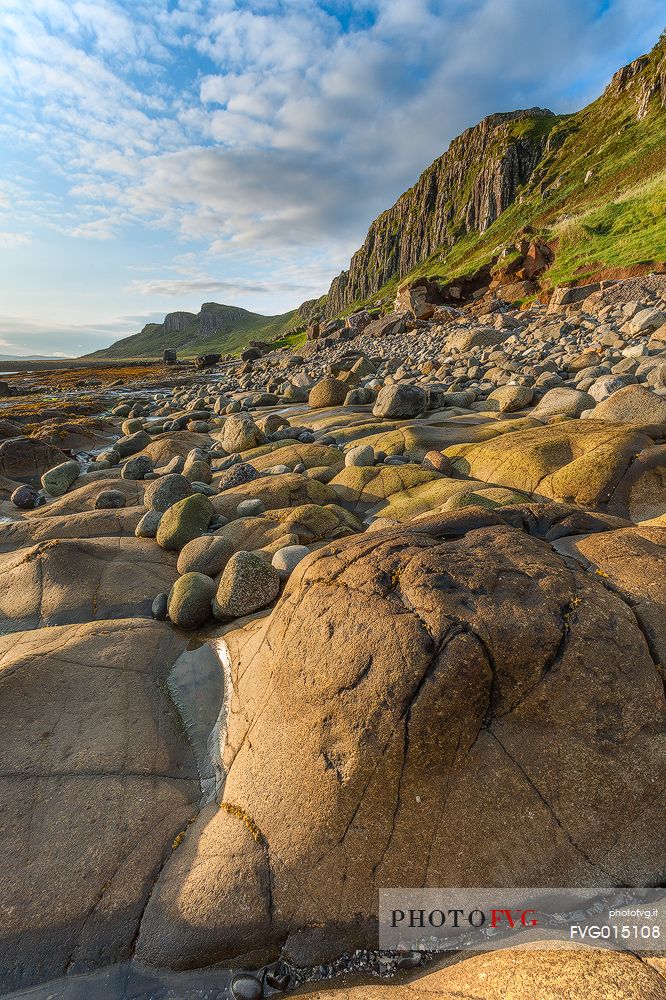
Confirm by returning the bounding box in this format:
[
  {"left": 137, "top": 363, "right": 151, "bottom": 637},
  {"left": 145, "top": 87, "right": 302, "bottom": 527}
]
[
  {"left": 10, "top": 485, "right": 43, "bottom": 510},
  {"left": 231, "top": 974, "right": 263, "bottom": 1000}
]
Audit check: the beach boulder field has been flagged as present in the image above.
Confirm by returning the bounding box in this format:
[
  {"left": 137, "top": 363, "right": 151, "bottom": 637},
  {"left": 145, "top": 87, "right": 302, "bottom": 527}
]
[{"left": 0, "top": 27, "right": 665, "bottom": 1000}]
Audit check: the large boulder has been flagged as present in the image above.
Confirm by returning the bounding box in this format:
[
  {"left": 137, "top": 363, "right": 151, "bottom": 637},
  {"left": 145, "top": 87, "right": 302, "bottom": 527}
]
[
  {"left": 445, "top": 420, "right": 654, "bottom": 511},
  {"left": 590, "top": 384, "right": 666, "bottom": 425},
  {"left": 372, "top": 384, "right": 428, "bottom": 419},
  {"left": 0, "top": 619, "right": 200, "bottom": 992},
  {"left": 0, "top": 437, "right": 67, "bottom": 483},
  {"left": 222, "top": 412, "right": 261, "bottom": 454},
  {"left": 137, "top": 513, "right": 665, "bottom": 969},
  {"left": 308, "top": 377, "right": 349, "bottom": 409},
  {"left": 156, "top": 493, "right": 214, "bottom": 551}
]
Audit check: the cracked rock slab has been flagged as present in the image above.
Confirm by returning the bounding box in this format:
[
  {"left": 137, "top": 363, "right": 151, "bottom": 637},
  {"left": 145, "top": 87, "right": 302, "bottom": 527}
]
[
  {"left": 136, "top": 513, "right": 665, "bottom": 970},
  {"left": 0, "top": 619, "right": 200, "bottom": 993}
]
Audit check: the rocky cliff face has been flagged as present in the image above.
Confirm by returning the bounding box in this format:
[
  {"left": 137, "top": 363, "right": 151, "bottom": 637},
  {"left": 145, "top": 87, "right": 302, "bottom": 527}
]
[{"left": 326, "top": 108, "right": 556, "bottom": 315}]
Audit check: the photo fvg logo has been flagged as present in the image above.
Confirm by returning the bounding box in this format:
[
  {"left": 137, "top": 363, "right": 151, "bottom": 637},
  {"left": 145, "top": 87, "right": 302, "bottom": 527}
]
[{"left": 391, "top": 907, "right": 539, "bottom": 930}]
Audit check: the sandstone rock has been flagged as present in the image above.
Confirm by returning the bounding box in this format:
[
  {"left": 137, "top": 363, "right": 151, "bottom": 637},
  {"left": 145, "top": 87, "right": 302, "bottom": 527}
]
[
  {"left": 0, "top": 619, "right": 198, "bottom": 991},
  {"left": 305, "top": 948, "right": 666, "bottom": 1000},
  {"left": 0, "top": 437, "right": 68, "bottom": 483},
  {"left": 590, "top": 384, "right": 666, "bottom": 425},
  {"left": 213, "top": 550, "right": 281, "bottom": 619},
  {"left": 531, "top": 387, "right": 595, "bottom": 420},
  {"left": 0, "top": 538, "right": 178, "bottom": 633},
  {"left": 156, "top": 493, "right": 214, "bottom": 551},
  {"left": 167, "top": 572, "right": 216, "bottom": 628},
  {"left": 137, "top": 515, "right": 665, "bottom": 969},
  {"left": 445, "top": 421, "right": 654, "bottom": 510}
]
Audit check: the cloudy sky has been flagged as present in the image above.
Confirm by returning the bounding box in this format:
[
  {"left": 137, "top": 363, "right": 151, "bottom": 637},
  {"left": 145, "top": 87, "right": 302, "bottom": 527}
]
[{"left": 0, "top": 1, "right": 662, "bottom": 356}]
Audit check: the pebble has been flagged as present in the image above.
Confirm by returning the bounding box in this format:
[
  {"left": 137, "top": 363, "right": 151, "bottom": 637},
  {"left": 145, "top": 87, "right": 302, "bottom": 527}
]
[{"left": 231, "top": 974, "right": 263, "bottom": 1000}]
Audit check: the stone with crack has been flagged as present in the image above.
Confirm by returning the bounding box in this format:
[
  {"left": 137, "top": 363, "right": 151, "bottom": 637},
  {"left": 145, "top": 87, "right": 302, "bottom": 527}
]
[{"left": 136, "top": 510, "right": 665, "bottom": 970}]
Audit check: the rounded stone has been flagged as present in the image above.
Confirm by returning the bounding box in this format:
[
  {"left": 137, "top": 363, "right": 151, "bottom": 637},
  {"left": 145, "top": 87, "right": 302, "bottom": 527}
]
[
  {"left": 213, "top": 550, "right": 281, "bottom": 619},
  {"left": 230, "top": 974, "right": 262, "bottom": 1000},
  {"left": 156, "top": 493, "right": 215, "bottom": 551},
  {"left": 271, "top": 544, "right": 310, "bottom": 579},
  {"left": 135, "top": 509, "right": 162, "bottom": 538},
  {"left": 41, "top": 460, "right": 81, "bottom": 497},
  {"left": 236, "top": 498, "right": 265, "bottom": 517},
  {"left": 217, "top": 463, "right": 260, "bottom": 492},
  {"left": 345, "top": 444, "right": 375, "bottom": 468},
  {"left": 10, "top": 485, "right": 43, "bottom": 510},
  {"left": 121, "top": 455, "right": 153, "bottom": 480},
  {"left": 177, "top": 535, "right": 235, "bottom": 577},
  {"left": 151, "top": 593, "right": 168, "bottom": 620},
  {"left": 144, "top": 474, "right": 193, "bottom": 513},
  {"left": 372, "top": 383, "right": 428, "bottom": 418},
  {"left": 167, "top": 573, "right": 216, "bottom": 629},
  {"left": 94, "top": 489, "right": 126, "bottom": 509},
  {"left": 308, "top": 376, "right": 348, "bottom": 409}
]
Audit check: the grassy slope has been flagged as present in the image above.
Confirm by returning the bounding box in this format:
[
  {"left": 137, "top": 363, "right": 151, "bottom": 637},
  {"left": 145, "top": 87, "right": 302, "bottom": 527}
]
[
  {"left": 88, "top": 305, "right": 299, "bottom": 360},
  {"left": 335, "top": 40, "right": 666, "bottom": 313}
]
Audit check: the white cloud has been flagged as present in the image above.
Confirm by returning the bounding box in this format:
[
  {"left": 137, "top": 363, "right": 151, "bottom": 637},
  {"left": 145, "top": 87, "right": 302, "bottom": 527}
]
[
  {"left": 0, "top": 0, "right": 663, "bottom": 348},
  {"left": 0, "top": 231, "right": 32, "bottom": 248}
]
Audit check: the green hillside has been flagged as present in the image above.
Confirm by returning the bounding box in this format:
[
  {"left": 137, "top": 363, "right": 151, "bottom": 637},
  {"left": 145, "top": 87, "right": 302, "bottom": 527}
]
[
  {"left": 87, "top": 302, "right": 299, "bottom": 360},
  {"left": 326, "top": 35, "right": 666, "bottom": 316}
]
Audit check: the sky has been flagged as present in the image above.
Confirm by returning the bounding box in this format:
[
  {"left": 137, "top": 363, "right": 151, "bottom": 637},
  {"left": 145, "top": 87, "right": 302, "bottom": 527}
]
[{"left": 0, "top": 1, "right": 662, "bottom": 357}]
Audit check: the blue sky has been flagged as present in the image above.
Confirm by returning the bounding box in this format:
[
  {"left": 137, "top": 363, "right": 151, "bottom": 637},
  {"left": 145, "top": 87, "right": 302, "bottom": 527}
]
[{"left": 0, "top": 0, "right": 662, "bottom": 356}]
